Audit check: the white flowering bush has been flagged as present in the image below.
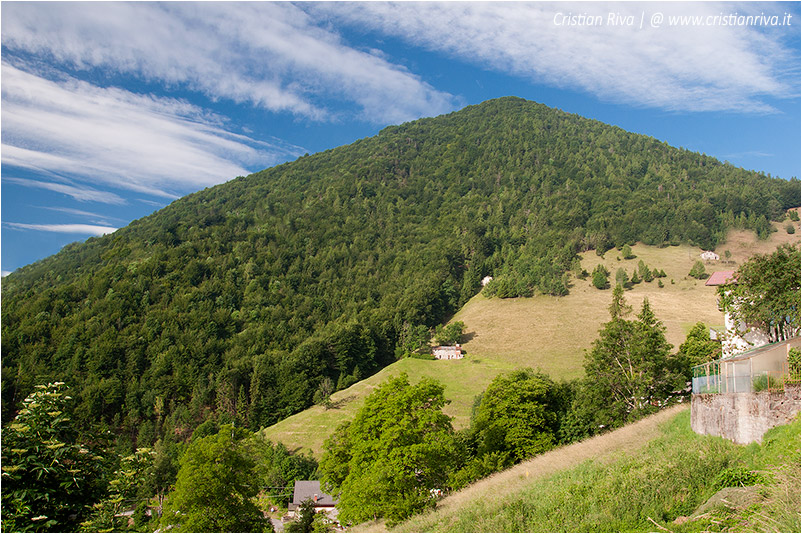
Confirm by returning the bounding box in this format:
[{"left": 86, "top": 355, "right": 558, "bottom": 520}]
[{"left": 1, "top": 383, "right": 107, "bottom": 532}]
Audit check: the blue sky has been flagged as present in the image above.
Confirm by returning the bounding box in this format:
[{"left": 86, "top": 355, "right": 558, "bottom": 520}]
[{"left": 2, "top": 1, "right": 800, "bottom": 275}]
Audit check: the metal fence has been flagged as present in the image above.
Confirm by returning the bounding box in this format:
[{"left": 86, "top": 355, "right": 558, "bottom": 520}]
[{"left": 693, "top": 361, "right": 800, "bottom": 394}]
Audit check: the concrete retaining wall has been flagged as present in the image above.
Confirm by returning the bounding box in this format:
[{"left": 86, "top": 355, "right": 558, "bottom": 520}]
[{"left": 691, "top": 385, "right": 801, "bottom": 444}]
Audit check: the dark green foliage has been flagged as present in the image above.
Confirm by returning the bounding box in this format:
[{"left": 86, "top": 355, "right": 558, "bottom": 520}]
[
  {"left": 689, "top": 260, "right": 708, "bottom": 279},
  {"left": 249, "top": 437, "right": 318, "bottom": 508},
  {"left": 434, "top": 321, "right": 465, "bottom": 345},
  {"left": 319, "top": 374, "right": 456, "bottom": 526},
  {"left": 0, "top": 383, "right": 109, "bottom": 532},
  {"left": 719, "top": 244, "right": 800, "bottom": 342},
  {"left": 450, "top": 369, "right": 570, "bottom": 488},
  {"left": 161, "top": 424, "right": 271, "bottom": 533},
  {"left": 80, "top": 448, "right": 156, "bottom": 532},
  {"left": 2, "top": 97, "right": 798, "bottom": 443},
  {"left": 789, "top": 348, "right": 801, "bottom": 377},
  {"left": 592, "top": 264, "right": 610, "bottom": 289},
  {"left": 677, "top": 322, "right": 721, "bottom": 372},
  {"left": 786, "top": 223, "right": 795, "bottom": 234},
  {"left": 789, "top": 210, "right": 800, "bottom": 222},
  {"left": 397, "top": 322, "right": 431, "bottom": 356}
]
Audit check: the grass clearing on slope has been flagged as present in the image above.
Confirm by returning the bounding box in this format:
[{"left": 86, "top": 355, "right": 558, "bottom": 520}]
[
  {"left": 261, "top": 356, "right": 515, "bottom": 457},
  {"left": 391, "top": 410, "right": 800, "bottom": 533},
  {"left": 454, "top": 242, "right": 724, "bottom": 380}
]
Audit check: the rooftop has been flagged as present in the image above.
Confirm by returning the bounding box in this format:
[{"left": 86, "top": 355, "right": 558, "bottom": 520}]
[
  {"left": 290, "top": 480, "right": 337, "bottom": 508},
  {"left": 705, "top": 270, "right": 737, "bottom": 286}
]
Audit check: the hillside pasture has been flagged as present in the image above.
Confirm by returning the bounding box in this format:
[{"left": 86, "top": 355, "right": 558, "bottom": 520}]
[
  {"left": 453, "top": 242, "right": 725, "bottom": 379},
  {"left": 262, "top": 231, "right": 794, "bottom": 457}
]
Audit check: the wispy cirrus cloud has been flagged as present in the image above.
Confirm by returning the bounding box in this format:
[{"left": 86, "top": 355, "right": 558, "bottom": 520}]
[
  {"left": 0, "top": 1, "right": 457, "bottom": 123},
  {"left": 4, "top": 177, "right": 127, "bottom": 205},
  {"left": 38, "top": 206, "right": 126, "bottom": 223},
  {"left": 4, "top": 222, "right": 118, "bottom": 236},
  {"left": 315, "top": 1, "right": 798, "bottom": 113},
  {"left": 1, "top": 63, "right": 299, "bottom": 199}
]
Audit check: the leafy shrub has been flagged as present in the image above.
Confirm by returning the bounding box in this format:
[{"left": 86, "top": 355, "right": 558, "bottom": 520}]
[
  {"left": 591, "top": 264, "right": 610, "bottom": 290},
  {"left": 788, "top": 348, "right": 800, "bottom": 379},
  {"left": 0, "top": 383, "right": 109, "bottom": 532},
  {"left": 621, "top": 244, "right": 636, "bottom": 259},
  {"left": 410, "top": 353, "right": 436, "bottom": 360},
  {"left": 786, "top": 223, "right": 795, "bottom": 234},
  {"left": 435, "top": 321, "right": 465, "bottom": 345},
  {"left": 714, "top": 464, "right": 765, "bottom": 489},
  {"left": 752, "top": 373, "right": 784, "bottom": 392}
]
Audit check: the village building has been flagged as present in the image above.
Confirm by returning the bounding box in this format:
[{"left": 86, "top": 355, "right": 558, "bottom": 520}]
[
  {"left": 705, "top": 270, "right": 770, "bottom": 358},
  {"left": 432, "top": 344, "right": 463, "bottom": 360},
  {"left": 700, "top": 250, "right": 720, "bottom": 261},
  {"left": 287, "top": 480, "right": 338, "bottom": 519},
  {"left": 691, "top": 269, "right": 800, "bottom": 444}
]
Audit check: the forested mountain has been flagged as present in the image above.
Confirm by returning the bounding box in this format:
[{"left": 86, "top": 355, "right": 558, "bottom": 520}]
[{"left": 2, "top": 97, "right": 798, "bottom": 448}]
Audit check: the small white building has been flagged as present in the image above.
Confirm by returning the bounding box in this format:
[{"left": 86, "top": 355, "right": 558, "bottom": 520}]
[
  {"left": 700, "top": 251, "right": 720, "bottom": 261},
  {"left": 432, "top": 345, "right": 463, "bottom": 360},
  {"left": 481, "top": 276, "right": 493, "bottom": 287}
]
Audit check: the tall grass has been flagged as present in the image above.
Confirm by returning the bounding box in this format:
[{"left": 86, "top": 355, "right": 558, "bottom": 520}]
[{"left": 395, "top": 411, "right": 800, "bottom": 533}]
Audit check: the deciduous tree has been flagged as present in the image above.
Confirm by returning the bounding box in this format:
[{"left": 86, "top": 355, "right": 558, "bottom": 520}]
[
  {"left": 719, "top": 244, "right": 800, "bottom": 342},
  {"left": 320, "top": 374, "right": 456, "bottom": 526},
  {"left": 160, "top": 425, "right": 271, "bottom": 533},
  {"left": 676, "top": 322, "right": 721, "bottom": 371},
  {"left": 470, "top": 369, "right": 567, "bottom": 463}
]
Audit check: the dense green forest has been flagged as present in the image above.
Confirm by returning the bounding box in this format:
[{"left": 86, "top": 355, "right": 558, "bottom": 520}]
[{"left": 2, "top": 97, "right": 799, "bottom": 449}]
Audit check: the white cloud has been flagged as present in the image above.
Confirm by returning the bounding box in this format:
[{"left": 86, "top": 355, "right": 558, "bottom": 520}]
[
  {"left": 316, "top": 1, "right": 798, "bottom": 113},
  {"left": 38, "top": 206, "right": 125, "bottom": 223},
  {"left": 4, "top": 177, "right": 127, "bottom": 205},
  {"left": 5, "top": 222, "right": 118, "bottom": 236},
  {"left": 0, "top": 2, "right": 457, "bottom": 123},
  {"left": 1, "top": 63, "right": 298, "bottom": 198}
]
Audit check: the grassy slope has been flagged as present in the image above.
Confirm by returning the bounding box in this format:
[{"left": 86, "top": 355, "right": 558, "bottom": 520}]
[
  {"left": 261, "top": 222, "right": 799, "bottom": 457},
  {"left": 384, "top": 408, "right": 800, "bottom": 533}
]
